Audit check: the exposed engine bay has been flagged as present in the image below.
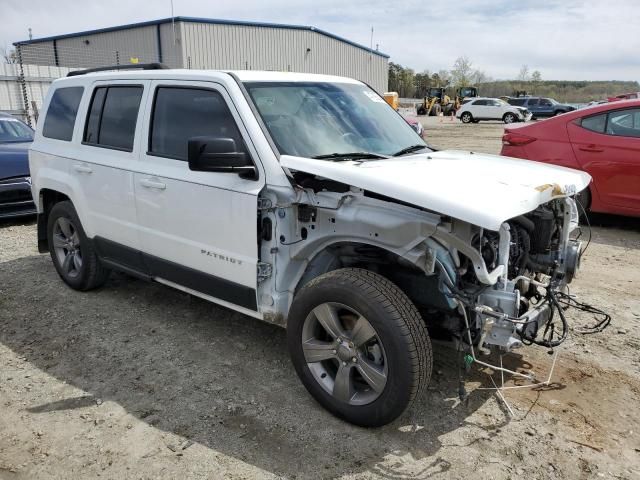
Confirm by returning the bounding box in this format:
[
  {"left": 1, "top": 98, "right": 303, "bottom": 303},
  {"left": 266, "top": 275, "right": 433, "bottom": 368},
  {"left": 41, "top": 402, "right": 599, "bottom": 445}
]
[
  {"left": 458, "top": 198, "right": 583, "bottom": 353},
  {"left": 268, "top": 169, "right": 589, "bottom": 360}
]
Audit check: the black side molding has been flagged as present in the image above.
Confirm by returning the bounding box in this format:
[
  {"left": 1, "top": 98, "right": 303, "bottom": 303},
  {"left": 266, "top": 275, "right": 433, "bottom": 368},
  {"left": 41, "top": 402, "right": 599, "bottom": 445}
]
[{"left": 93, "top": 236, "right": 257, "bottom": 311}]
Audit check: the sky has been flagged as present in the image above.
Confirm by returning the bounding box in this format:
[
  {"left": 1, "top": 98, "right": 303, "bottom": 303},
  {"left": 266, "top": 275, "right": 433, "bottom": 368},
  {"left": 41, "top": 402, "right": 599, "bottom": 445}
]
[{"left": 1, "top": 0, "right": 639, "bottom": 81}]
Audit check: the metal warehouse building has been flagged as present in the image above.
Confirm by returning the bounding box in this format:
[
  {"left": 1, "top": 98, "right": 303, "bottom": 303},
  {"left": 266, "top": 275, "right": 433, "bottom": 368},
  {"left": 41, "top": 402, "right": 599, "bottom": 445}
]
[{"left": 13, "top": 17, "right": 389, "bottom": 92}]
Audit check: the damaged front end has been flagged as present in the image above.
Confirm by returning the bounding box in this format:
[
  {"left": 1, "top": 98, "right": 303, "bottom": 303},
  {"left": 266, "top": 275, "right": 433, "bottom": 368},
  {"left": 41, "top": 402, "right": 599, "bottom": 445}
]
[
  {"left": 276, "top": 153, "right": 592, "bottom": 356},
  {"left": 433, "top": 196, "right": 583, "bottom": 354}
]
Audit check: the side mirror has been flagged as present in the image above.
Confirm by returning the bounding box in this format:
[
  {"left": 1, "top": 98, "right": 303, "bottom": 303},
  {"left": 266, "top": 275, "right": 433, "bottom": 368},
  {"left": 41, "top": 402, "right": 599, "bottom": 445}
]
[{"left": 188, "top": 136, "right": 257, "bottom": 180}]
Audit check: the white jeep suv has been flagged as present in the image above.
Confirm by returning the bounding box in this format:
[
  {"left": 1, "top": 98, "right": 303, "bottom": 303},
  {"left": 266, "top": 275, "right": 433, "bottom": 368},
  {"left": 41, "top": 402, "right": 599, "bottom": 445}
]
[
  {"left": 30, "top": 65, "right": 589, "bottom": 427},
  {"left": 456, "top": 97, "right": 531, "bottom": 124}
]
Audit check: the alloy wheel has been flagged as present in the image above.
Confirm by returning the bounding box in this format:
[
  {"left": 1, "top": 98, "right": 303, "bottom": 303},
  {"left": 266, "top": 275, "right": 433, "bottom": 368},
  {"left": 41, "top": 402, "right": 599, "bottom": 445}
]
[
  {"left": 301, "top": 302, "right": 388, "bottom": 405},
  {"left": 52, "top": 217, "right": 83, "bottom": 278}
]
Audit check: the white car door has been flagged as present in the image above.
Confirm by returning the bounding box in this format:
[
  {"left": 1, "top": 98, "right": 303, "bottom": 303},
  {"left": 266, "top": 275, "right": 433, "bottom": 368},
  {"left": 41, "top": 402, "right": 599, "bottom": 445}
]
[
  {"left": 133, "top": 80, "right": 265, "bottom": 314},
  {"left": 485, "top": 99, "right": 503, "bottom": 120},
  {"left": 72, "top": 81, "right": 149, "bottom": 262},
  {"left": 470, "top": 99, "right": 489, "bottom": 118}
]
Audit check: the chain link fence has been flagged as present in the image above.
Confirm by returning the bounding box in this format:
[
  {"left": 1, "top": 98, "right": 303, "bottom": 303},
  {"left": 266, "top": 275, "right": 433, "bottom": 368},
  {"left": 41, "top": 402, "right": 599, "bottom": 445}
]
[{"left": 2, "top": 43, "right": 183, "bottom": 126}]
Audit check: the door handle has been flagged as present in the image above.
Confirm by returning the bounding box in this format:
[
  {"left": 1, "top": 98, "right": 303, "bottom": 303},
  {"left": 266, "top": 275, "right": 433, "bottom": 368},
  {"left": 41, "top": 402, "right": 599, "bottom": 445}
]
[
  {"left": 140, "top": 178, "right": 167, "bottom": 190},
  {"left": 72, "top": 163, "right": 93, "bottom": 174},
  {"left": 579, "top": 145, "right": 604, "bottom": 153}
]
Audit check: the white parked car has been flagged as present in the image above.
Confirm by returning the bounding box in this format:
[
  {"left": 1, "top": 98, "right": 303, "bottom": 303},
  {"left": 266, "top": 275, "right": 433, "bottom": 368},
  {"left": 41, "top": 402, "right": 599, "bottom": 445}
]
[
  {"left": 30, "top": 65, "right": 588, "bottom": 427},
  {"left": 456, "top": 97, "right": 532, "bottom": 124}
]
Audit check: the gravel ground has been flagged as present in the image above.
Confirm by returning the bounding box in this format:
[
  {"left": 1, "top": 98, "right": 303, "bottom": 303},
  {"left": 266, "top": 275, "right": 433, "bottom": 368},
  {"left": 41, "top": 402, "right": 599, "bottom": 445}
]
[{"left": 1, "top": 117, "right": 639, "bottom": 479}]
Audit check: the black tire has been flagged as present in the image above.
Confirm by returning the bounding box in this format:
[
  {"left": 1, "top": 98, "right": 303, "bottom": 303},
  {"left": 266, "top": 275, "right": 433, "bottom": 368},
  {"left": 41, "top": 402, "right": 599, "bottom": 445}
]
[
  {"left": 460, "top": 111, "right": 473, "bottom": 123},
  {"left": 503, "top": 112, "right": 517, "bottom": 124},
  {"left": 553, "top": 110, "right": 565, "bottom": 116},
  {"left": 47, "top": 201, "right": 110, "bottom": 291},
  {"left": 417, "top": 106, "right": 426, "bottom": 116},
  {"left": 287, "top": 268, "right": 432, "bottom": 427},
  {"left": 429, "top": 104, "right": 442, "bottom": 117}
]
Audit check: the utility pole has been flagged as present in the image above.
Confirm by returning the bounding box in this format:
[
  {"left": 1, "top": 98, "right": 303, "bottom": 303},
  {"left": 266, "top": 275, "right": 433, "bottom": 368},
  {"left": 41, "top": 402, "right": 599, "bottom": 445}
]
[{"left": 369, "top": 26, "right": 373, "bottom": 85}]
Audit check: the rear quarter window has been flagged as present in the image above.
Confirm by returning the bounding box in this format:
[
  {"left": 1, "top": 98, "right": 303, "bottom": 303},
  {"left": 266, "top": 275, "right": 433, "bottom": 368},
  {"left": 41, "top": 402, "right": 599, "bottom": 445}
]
[
  {"left": 42, "top": 87, "right": 84, "bottom": 141},
  {"left": 580, "top": 113, "right": 607, "bottom": 133}
]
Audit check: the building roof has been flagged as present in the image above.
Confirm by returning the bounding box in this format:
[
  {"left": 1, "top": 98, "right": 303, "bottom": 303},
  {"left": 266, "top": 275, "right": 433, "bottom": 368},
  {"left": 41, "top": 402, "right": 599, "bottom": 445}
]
[{"left": 13, "top": 16, "right": 390, "bottom": 59}]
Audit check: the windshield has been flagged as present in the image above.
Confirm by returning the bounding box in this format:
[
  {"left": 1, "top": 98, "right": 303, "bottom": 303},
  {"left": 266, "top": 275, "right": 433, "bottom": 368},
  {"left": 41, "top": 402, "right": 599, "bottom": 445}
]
[
  {"left": 0, "top": 118, "right": 34, "bottom": 143},
  {"left": 245, "top": 82, "right": 427, "bottom": 158}
]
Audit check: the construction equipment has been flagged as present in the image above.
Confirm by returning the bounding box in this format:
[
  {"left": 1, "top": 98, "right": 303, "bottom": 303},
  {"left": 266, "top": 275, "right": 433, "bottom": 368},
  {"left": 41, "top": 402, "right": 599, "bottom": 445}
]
[
  {"left": 383, "top": 91, "right": 399, "bottom": 110},
  {"left": 454, "top": 86, "right": 479, "bottom": 110},
  {"left": 416, "top": 87, "right": 452, "bottom": 116},
  {"left": 417, "top": 86, "right": 479, "bottom": 116}
]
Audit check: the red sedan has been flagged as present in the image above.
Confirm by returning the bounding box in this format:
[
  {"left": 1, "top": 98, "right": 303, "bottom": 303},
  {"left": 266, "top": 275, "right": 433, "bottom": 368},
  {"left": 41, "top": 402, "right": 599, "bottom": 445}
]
[{"left": 501, "top": 99, "right": 640, "bottom": 217}]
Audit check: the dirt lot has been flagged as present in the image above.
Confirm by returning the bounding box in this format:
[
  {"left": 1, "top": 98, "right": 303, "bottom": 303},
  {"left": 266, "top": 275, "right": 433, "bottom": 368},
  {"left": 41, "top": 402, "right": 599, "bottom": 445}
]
[{"left": 1, "top": 117, "right": 639, "bottom": 479}]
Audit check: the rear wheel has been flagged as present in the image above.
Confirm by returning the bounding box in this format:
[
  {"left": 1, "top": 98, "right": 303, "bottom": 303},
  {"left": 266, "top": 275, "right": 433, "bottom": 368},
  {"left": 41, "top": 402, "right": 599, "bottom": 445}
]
[
  {"left": 460, "top": 112, "right": 473, "bottom": 123},
  {"left": 417, "top": 106, "right": 427, "bottom": 116},
  {"left": 47, "top": 201, "right": 110, "bottom": 291},
  {"left": 287, "top": 268, "right": 432, "bottom": 427}
]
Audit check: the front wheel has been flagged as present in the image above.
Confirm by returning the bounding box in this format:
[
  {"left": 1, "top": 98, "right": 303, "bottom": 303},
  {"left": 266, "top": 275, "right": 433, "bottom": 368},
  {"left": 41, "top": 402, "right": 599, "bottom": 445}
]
[
  {"left": 287, "top": 268, "right": 432, "bottom": 427},
  {"left": 503, "top": 112, "right": 517, "bottom": 124},
  {"left": 460, "top": 112, "right": 473, "bottom": 123}
]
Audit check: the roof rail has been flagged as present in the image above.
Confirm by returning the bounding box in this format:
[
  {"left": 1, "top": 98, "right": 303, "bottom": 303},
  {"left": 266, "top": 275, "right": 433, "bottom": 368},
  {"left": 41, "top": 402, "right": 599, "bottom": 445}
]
[{"left": 67, "top": 63, "right": 169, "bottom": 77}]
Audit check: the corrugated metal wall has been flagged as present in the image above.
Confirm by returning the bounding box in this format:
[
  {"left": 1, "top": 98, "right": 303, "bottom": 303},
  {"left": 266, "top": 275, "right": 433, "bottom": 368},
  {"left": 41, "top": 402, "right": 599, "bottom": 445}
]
[
  {"left": 18, "top": 25, "right": 173, "bottom": 68},
  {"left": 15, "top": 20, "right": 389, "bottom": 92},
  {"left": 179, "top": 22, "right": 388, "bottom": 92}
]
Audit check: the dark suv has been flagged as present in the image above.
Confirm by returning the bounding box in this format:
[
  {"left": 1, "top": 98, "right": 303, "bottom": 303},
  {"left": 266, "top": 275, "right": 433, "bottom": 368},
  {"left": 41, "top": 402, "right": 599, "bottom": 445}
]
[{"left": 506, "top": 97, "right": 575, "bottom": 118}]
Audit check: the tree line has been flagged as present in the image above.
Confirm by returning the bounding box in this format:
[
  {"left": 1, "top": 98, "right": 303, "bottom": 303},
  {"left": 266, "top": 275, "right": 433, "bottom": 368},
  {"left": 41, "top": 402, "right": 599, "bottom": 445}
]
[{"left": 389, "top": 57, "right": 639, "bottom": 103}]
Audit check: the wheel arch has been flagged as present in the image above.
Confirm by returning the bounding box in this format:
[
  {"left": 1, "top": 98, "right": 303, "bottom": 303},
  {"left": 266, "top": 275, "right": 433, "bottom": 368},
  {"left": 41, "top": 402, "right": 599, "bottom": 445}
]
[{"left": 287, "top": 240, "right": 456, "bottom": 321}]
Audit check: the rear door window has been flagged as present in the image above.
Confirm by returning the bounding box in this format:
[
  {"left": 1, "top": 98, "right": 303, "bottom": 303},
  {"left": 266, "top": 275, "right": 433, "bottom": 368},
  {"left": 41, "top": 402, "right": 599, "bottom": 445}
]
[
  {"left": 606, "top": 109, "right": 640, "bottom": 138},
  {"left": 83, "top": 86, "right": 143, "bottom": 151},
  {"left": 42, "top": 87, "right": 84, "bottom": 141}
]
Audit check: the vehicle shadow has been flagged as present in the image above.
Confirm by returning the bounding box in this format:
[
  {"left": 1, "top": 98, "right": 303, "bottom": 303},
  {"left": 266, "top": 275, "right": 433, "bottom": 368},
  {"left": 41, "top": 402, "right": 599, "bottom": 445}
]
[
  {"left": 0, "top": 254, "right": 541, "bottom": 479},
  {"left": 0, "top": 215, "right": 36, "bottom": 228},
  {"left": 583, "top": 212, "right": 640, "bottom": 249}
]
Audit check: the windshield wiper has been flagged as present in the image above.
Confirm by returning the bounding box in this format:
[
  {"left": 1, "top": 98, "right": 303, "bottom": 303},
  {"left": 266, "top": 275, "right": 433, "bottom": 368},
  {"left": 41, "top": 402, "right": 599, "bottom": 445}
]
[
  {"left": 392, "top": 144, "right": 430, "bottom": 157},
  {"left": 311, "top": 151, "right": 389, "bottom": 161}
]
